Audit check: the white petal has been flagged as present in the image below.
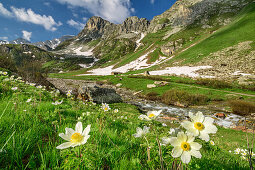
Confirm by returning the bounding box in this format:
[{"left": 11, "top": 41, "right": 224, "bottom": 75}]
[
  {"left": 136, "top": 127, "right": 143, "bottom": 134},
  {"left": 192, "top": 112, "right": 204, "bottom": 122},
  {"left": 203, "top": 124, "right": 218, "bottom": 134},
  {"left": 82, "top": 124, "right": 91, "bottom": 136},
  {"left": 199, "top": 131, "right": 210, "bottom": 142},
  {"left": 203, "top": 117, "right": 214, "bottom": 125},
  {"left": 189, "top": 112, "right": 194, "bottom": 119},
  {"left": 81, "top": 135, "right": 90, "bottom": 144},
  {"left": 143, "top": 126, "right": 150, "bottom": 133},
  {"left": 187, "top": 134, "right": 195, "bottom": 143},
  {"left": 182, "top": 121, "right": 193, "bottom": 130},
  {"left": 190, "top": 149, "right": 202, "bottom": 159},
  {"left": 75, "top": 122, "right": 83, "bottom": 134},
  {"left": 181, "top": 151, "right": 191, "bottom": 164},
  {"left": 172, "top": 146, "right": 183, "bottom": 158},
  {"left": 133, "top": 133, "right": 141, "bottom": 138},
  {"left": 161, "top": 137, "right": 172, "bottom": 145},
  {"left": 56, "top": 142, "right": 73, "bottom": 149},
  {"left": 190, "top": 142, "right": 202, "bottom": 150},
  {"left": 177, "top": 132, "right": 187, "bottom": 142},
  {"left": 170, "top": 137, "right": 180, "bottom": 147},
  {"left": 59, "top": 133, "right": 71, "bottom": 141},
  {"left": 188, "top": 128, "right": 199, "bottom": 136},
  {"left": 65, "top": 128, "right": 75, "bottom": 135}
]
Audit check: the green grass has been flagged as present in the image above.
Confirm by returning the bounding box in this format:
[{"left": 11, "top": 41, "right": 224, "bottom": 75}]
[
  {"left": 0, "top": 73, "right": 254, "bottom": 169},
  {"left": 170, "top": 2, "right": 255, "bottom": 64}
]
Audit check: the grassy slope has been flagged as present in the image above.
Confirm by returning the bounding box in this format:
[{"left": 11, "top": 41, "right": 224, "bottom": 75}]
[
  {"left": 1, "top": 72, "right": 254, "bottom": 169},
  {"left": 169, "top": 2, "right": 255, "bottom": 64}
]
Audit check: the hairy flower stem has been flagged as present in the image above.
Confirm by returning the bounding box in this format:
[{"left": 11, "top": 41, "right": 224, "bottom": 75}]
[
  {"left": 144, "top": 136, "right": 150, "bottom": 161},
  {"left": 156, "top": 135, "right": 164, "bottom": 170},
  {"left": 245, "top": 117, "right": 253, "bottom": 170}
]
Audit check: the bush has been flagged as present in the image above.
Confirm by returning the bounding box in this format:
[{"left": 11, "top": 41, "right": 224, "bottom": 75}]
[
  {"left": 228, "top": 100, "right": 255, "bottom": 116},
  {"left": 145, "top": 92, "right": 160, "bottom": 101},
  {"left": 158, "top": 18, "right": 170, "bottom": 24},
  {"left": 195, "top": 78, "right": 233, "bottom": 89},
  {"left": 161, "top": 89, "right": 209, "bottom": 106}
]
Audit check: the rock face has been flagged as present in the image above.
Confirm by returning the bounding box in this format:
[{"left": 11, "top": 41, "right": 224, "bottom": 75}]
[
  {"left": 79, "top": 85, "right": 123, "bottom": 104},
  {"left": 76, "top": 16, "right": 150, "bottom": 41},
  {"left": 148, "top": 0, "right": 248, "bottom": 33}
]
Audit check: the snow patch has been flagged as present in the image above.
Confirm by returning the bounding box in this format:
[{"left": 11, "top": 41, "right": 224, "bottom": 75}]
[
  {"left": 135, "top": 33, "right": 145, "bottom": 50},
  {"left": 74, "top": 47, "right": 93, "bottom": 56},
  {"left": 232, "top": 71, "right": 251, "bottom": 76},
  {"left": 148, "top": 66, "right": 214, "bottom": 78}
]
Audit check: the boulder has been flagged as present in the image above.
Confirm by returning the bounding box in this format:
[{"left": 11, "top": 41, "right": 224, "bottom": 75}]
[
  {"left": 147, "top": 84, "right": 156, "bottom": 88},
  {"left": 78, "top": 85, "right": 122, "bottom": 104}
]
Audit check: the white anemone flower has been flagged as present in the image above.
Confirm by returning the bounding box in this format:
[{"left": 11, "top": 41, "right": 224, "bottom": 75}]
[
  {"left": 161, "top": 137, "right": 173, "bottom": 146},
  {"left": 138, "top": 114, "right": 151, "bottom": 121},
  {"left": 182, "top": 112, "right": 217, "bottom": 142},
  {"left": 210, "top": 140, "right": 215, "bottom": 145},
  {"left": 26, "top": 98, "right": 32, "bottom": 103},
  {"left": 3, "top": 72, "right": 8, "bottom": 76},
  {"left": 114, "top": 109, "right": 119, "bottom": 113},
  {"left": 52, "top": 100, "right": 63, "bottom": 105},
  {"left": 234, "top": 148, "right": 241, "bottom": 154},
  {"left": 56, "top": 122, "right": 91, "bottom": 149},
  {"left": 102, "top": 103, "right": 110, "bottom": 112},
  {"left": 36, "top": 85, "right": 42, "bottom": 89},
  {"left": 11, "top": 87, "right": 18, "bottom": 91},
  {"left": 133, "top": 126, "right": 150, "bottom": 138},
  {"left": 170, "top": 131, "right": 202, "bottom": 164},
  {"left": 147, "top": 110, "right": 162, "bottom": 119}
]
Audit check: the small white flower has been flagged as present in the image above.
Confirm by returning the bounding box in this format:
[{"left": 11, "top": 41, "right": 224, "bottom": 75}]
[
  {"left": 234, "top": 148, "right": 241, "bottom": 154},
  {"left": 182, "top": 112, "right": 217, "bottom": 142},
  {"left": 11, "top": 87, "right": 18, "bottom": 91},
  {"left": 114, "top": 109, "right": 119, "bottom": 113},
  {"left": 102, "top": 103, "right": 110, "bottom": 112},
  {"left": 161, "top": 137, "right": 173, "bottom": 146},
  {"left": 52, "top": 100, "right": 63, "bottom": 105},
  {"left": 30, "top": 83, "right": 36, "bottom": 86},
  {"left": 210, "top": 140, "right": 215, "bottom": 145},
  {"left": 229, "top": 150, "right": 232, "bottom": 153},
  {"left": 133, "top": 126, "right": 150, "bottom": 138},
  {"left": 147, "top": 110, "right": 162, "bottom": 119},
  {"left": 26, "top": 98, "right": 32, "bottom": 103},
  {"left": 56, "top": 122, "right": 91, "bottom": 149},
  {"left": 36, "top": 85, "right": 42, "bottom": 89},
  {"left": 138, "top": 114, "right": 151, "bottom": 121},
  {"left": 170, "top": 132, "right": 202, "bottom": 164},
  {"left": 169, "top": 128, "right": 176, "bottom": 135},
  {"left": 162, "top": 123, "right": 167, "bottom": 127},
  {"left": 241, "top": 155, "right": 247, "bottom": 160},
  {"left": 3, "top": 72, "right": 8, "bottom": 76}
]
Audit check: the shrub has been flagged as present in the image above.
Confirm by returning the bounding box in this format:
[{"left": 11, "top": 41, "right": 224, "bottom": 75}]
[
  {"left": 145, "top": 92, "right": 161, "bottom": 101},
  {"left": 161, "top": 89, "right": 209, "bottom": 106},
  {"left": 195, "top": 78, "right": 232, "bottom": 89},
  {"left": 158, "top": 18, "right": 170, "bottom": 24},
  {"left": 228, "top": 100, "right": 255, "bottom": 116}
]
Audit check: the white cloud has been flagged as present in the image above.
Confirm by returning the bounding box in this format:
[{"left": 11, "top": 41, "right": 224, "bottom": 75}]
[
  {"left": 22, "top": 30, "right": 32, "bottom": 41},
  {"left": 11, "top": 7, "right": 62, "bottom": 31},
  {"left": 0, "top": 36, "right": 8, "bottom": 40},
  {"left": 150, "top": 0, "right": 155, "bottom": 4},
  {"left": 0, "top": 3, "right": 13, "bottom": 17},
  {"left": 43, "top": 2, "right": 51, "bottom": 6},
  {"left": 56, "top": 0, "right": 134, "bottom": 23},
  {"left": 67, "top": 19, "right": 85, "bottom": 30},
  {"left": 0, "top": 3, "right": 61, "bottom": 31}
]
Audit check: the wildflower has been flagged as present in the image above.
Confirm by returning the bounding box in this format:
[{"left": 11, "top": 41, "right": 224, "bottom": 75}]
[
  {"left": 26, "top": 98, "right": 32, "bottom": 103},
  {"left": 138, "top": 114, "right": 151, "bottom": 121},
  {"left": 210, "top": 140, "right": 215, "bottom": 145},
  {"left": 102, "top": 103, "right": 110, "bottom": 112},
  {"left": 241, "top": 155, "right": 247, "bottom": 160},
  {"left": 114, "top": 109, "right": 119, "bottom": 113},
  {"left": 169, "top": 128, "right": 176, "bottom": 135},
  {"left": 30, "top": 83, "right": 36, "bottom": 86},
  {"left": 133, "top": 126, "right": 150, "bottom": 138},
  {"left": 162, "top": 123, "right": 167, "bottom": 127},
  {"left": 234, "top": 148, "right": 241, "bottom": 154},
  {"left": 0, "top": 71, "right": 2, "bottom": 74},
  {"left": 161, "top": 137, "right": 172, "bottom": 146},
  {"left": 170, "top": 131, "right": 202, "bottom": 164},
  {"left": 11, "top": 87, "right": 18, "bottom": 91},
  {"left": 147, "top": 110, "right": 162, "bottom": 119},
  {"left": 66, "top": 90, "right": 72, "bottom": 97},
  {"left": 52, "top": 100, "right": 63, "bottom": 105},
  {"left": 182, "top": 112, "right": 217, "bottom": 142},
  {"left": 56, "top": 122, "right": 91, "bottom": 149},
  {"left": 3, "top": 72, "right": 8, "bottom": 76},
  {"left": 36, "top": 85, "right": 42, "bottom": 89}
]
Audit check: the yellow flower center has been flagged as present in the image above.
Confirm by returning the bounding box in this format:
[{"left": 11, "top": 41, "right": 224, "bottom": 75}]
[
  {"left": 194, "top": 122, "right": 205, "bottom": 131},
  {"left": 71, "top": 133, "right": 83, "bottom": 143},
  {"left": 148, "top": 113, "right": 155, "bottom": 118},
  {"left": 181, "top": 142, "right": 191, "bottom": 151},
  {"left": 104, "top": 107, "right": 108, "bottom": 111}
]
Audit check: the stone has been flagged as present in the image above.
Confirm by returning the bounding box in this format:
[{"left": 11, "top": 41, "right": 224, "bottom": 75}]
[
  {"left": 154, "top": 81, "right": 169, "bottom": 86},
  {"left": 144, "top": 71, "right": 150, "bottom": 76},
  {"left": 215, "top": 113, "right": 226, "bottom": 119},
  {"left": 116, "top": 83, "right": 122, "bottom": 87},
  {"left": 147, "top": 84, "right": 156, "bottom": 88},
  {"left": 161, "top": 117, "right": 179, "bottom": 121},
  {"left": 174, "top": 102, "right": 188, "bottom": 108},
  {"left": 78, "top": 85, "right": 122, "bottom": 104}
]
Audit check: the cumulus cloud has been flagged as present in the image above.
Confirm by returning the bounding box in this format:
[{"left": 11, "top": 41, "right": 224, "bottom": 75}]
[
  {"left": 150, "top": 0, "right": 155, "bottom": 4},
  {"left": 56, "top": 0, "right": 134, "bottom": 23},
  {"left": 0, "top": 3, "right": 13, "bottom": 17},
  {"left": 67, "top": 19, "right": 85, "bottom": 30},
  {"left": 22, "top": 30, "right": 32, "bottom": 41},
  {"left": 0, "top": 3, "right": 61, "bottom": 31}
]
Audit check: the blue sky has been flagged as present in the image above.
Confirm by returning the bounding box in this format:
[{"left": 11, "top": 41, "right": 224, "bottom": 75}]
[{"left": 0, "top": 0, "right": 176, "bottom": 42}]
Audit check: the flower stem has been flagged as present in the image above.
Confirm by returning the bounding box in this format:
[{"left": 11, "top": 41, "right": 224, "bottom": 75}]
[{"left": 144, "top": 136, "right": 150, "bottom": 161}]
